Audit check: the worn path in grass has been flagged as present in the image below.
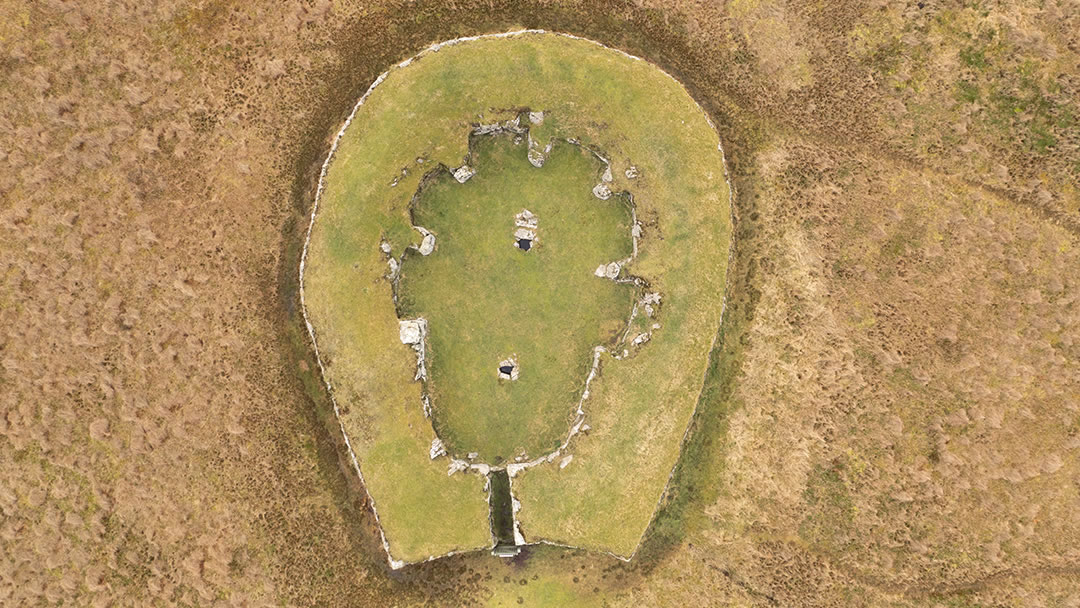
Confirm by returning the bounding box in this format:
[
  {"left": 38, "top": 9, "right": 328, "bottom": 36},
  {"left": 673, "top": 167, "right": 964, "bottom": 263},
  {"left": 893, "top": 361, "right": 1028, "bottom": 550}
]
[
  {"left": 399, "top": 136, "right": 635, "bottom": 463},
  {"left": 302, "top": 32, "right": 730, "bottom": 564}
]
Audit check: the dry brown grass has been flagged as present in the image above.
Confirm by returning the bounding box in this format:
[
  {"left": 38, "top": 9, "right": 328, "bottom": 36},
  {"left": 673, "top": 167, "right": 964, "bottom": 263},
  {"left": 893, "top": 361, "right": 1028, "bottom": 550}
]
[{"left": 2, "top": 0, "right": 1077, "bottom": 606}]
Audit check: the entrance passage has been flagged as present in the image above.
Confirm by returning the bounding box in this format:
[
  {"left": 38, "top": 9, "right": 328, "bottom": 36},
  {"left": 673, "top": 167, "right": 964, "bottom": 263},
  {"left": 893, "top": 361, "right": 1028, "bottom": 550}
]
[{"left": 488, "top": 469, "right": 521, "bottom": 557}]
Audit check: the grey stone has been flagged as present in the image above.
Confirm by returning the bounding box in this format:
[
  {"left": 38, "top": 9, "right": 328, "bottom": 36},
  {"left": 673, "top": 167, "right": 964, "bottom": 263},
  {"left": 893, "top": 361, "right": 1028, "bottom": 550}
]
[
  {"left": 452, "top": 165, "right": 476, "bottom": 183},
  {"left": 514, "top": 208, "right": 538, "bottom": 228},
  {"left": 429, "top": 437, "right": 446, "bottom": 460},
  {"left": 527, "top": 147, "right": 546, "bottom": 168},
  {"left": 418, "top": 233, "right": 435, "bottom": 255},
  {"left": 399, "top": 319, "right": 425, "bottom": 345},
  {"left": 604, "top": 262, "right": 621, "bottom": 279}
]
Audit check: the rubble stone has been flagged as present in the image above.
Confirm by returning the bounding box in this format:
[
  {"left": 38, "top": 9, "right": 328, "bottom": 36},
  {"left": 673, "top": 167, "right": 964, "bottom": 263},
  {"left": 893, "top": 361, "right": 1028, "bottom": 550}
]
[
  {"left": 452, "top": 165, "right": 476, "bottom": 183},
  {"left": 399, "top": 319, "right": 425, "bottom": 345}
]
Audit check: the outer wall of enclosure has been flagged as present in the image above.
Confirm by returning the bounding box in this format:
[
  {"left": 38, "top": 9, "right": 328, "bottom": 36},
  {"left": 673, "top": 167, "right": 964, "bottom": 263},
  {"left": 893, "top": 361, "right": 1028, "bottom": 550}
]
[{"left": 299, "top": 30, "right": 734, "bottom": 568}]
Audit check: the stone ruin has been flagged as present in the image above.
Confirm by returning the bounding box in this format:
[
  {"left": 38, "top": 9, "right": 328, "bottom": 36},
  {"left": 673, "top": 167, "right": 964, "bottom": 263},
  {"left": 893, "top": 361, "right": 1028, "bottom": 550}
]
[
  {"left": 380, "top": 113, "right": 670, "bottom": 559},
  {"left": 452, "top": 164, "right": 476, "bottom": 183},
  {"left": 513, "top": 209, "right": 538, "bottom": 251},
  {"left": 414, "top": 226, "right": 436, "bottom": 255},
  {"left": 398, "top": 318, "right": 428, "bottom": 381}
]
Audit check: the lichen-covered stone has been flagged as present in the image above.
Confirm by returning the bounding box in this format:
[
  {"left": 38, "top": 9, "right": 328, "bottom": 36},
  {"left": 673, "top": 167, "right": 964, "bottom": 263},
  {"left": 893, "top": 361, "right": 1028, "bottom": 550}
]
[
  {"left": 419, "top": 233, "right": 436, "bottom": 255},
  {"left": 452, "top": 165, "right": 476, "bottom": 183},
  {"left": 399, "top": 319, "right": 426, "bottom": 345},
  {"left": 604, "top": 261, "right": 621, "bottom": 279},
  {"left": 430, "top": 437, "right": 446, "bottom": 459}
]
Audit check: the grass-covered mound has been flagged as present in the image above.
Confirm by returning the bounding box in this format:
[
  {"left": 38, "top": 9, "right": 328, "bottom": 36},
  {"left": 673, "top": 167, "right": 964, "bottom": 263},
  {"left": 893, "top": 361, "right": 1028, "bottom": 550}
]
[{"left": 302, "top": 31, "right": 731, "bottom": 565}]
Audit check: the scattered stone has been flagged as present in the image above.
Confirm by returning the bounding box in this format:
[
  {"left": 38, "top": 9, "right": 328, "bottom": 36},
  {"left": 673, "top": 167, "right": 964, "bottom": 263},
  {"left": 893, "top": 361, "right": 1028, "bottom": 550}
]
[
  {"left": 581, "top": 424, "right": 591, "bottom": 433},
  {"left": 528, "top": 110, "right": 544, "bottom": 125},
  {"left": 412, "top": 226, "right": 436, "bottom": 255},
  {"left": 389, "top": 167, "right": 409, "bottom": 187},
  {"left": 632, "top": 333, "right": 650, "bottom": 345},
  {"left": 514, "top": 208, "right": 538, "bottom": 228},
  {"left": 467, "top": 452, "right": 479, "bottom": 460},
  {"left": 513, "top": 209, "right": 538, "bottom": 251},
  {"left": 452, "top": 164, "right": 476, "bottom": 183},
  {"left": 604, "top": 262, "right": 621, "bottom": 279},
  {"left": 642, "top": 292, "right": 661, "bottom": 316},
  {"left": 399, "top": 319, "right": 426, "bottom": 345},
  {"left": 625, "top": 165, "right": 640, "bottom": 179},
  {"left": 527, "top": 148, "right": 546, "bottom": 168},
  {"left": 559, "top": 455, "right": 574, "bottom": 469},
  {"left": 418, "top": 233, "right": 435, "bottom": 255},
  {"left": 592, "top": 183, "right": 612, "bottom": 200},
  {"left": 472, "top": 116, "right": 524, "bottom": 136},
  {"left": 447, "top": 459, "right": 469, "bottom": 476},
  {"left": 430, "top": 437, "right": 446, "bottom": 460},
  {"left": 527, "top": 137, "right": 551, "bottom": 168},
  {"left": 472, "top": 123, "right": 502, "bottom": 135},
  {"left": 380, "top": 241, "right": 392, "bottom": 254}
]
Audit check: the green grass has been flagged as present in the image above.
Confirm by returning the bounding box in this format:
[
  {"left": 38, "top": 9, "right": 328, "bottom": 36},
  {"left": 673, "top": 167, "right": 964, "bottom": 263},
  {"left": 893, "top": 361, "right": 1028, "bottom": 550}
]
[
  {"left": 399, "top": 136, "right": 635, "bottom": 462},
  {"left": 488, "top": 470, "right": 516, "bottom": 547},
  {"left": 303, "top": 32, "right": 731, "bottom": 562}
]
